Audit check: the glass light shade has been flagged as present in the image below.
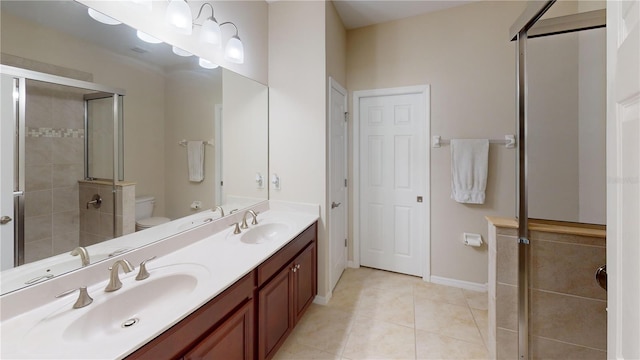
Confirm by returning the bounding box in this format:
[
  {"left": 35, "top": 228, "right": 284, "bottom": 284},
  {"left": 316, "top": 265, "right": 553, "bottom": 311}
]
[
  {"left": 199, "top": 18, "right": 221, "bottom": 46},
  {"left": 172, "top": 46, "right": 193, "bottom": 57},
  {"left": 166, "top": 0, "right": 192, "bottom": 35},
  {"left": 136, "top": 30, "right": 162, "bottom": 44},
  {"left": 198, "top": 58, "right": 219, "bottom": 69},
  {"left": 87, "top": 8, "right": 121, "bottom": 25},
  {"left": 224, "top": 36, "right": 244, "bottom": 64}
]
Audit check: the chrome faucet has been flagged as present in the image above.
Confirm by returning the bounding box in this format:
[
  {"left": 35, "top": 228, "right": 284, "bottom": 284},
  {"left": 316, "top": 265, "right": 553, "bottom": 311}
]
[
  {"left": 240, "top": 210, "right": 259, "bottom": 229},
  {"left": 105, "top": 259, "right": 134, "bottom": 292},
  {"left": 70, "top": 246, "right": 90, "bottom": 267},
  {"left": 213, "top": 205, "right": 225, "bottom": 217}
]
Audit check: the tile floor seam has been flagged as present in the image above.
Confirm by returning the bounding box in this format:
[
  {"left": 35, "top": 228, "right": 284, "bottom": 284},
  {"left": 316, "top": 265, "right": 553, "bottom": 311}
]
[{"left": 276, "top": 267, "right": 490, "bottom": 360}]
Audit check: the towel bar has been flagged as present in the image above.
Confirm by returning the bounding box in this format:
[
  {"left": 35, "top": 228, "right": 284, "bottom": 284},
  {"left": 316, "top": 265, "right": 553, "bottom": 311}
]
[
  {"left": 178, "top": 139, "right": 214, "bottom": 147},
  {"left": 432, "top": 135, "right": 516, "bottom": 149}
]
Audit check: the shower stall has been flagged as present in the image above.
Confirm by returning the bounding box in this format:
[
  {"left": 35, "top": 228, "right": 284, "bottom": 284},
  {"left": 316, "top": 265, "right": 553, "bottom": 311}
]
[
  {"left": 492, "top": 2, "right": 608, "bottom": 359},
  {"left": 0, "top": 65, "right": 124, "bottom": 269}
]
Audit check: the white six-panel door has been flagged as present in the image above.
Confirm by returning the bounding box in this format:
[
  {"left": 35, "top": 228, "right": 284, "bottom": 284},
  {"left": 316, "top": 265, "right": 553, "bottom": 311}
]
[
  {"left": 329, "top": 78, "right": 348, "bottom": 291},
  {"left": 607, "top": 1, "right": 640, "bottom": 358},
  {"left": 357, "top": 87, "right": 428, "bottom": 277}
]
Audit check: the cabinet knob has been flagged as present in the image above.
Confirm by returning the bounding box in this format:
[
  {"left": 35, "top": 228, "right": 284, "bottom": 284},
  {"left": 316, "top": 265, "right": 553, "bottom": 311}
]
[
  {"left": 292, "top": 266, "right": 297, "bottom": 273},
  {"left": 296, "top": 264, "right": 301, "bottom": 270}
]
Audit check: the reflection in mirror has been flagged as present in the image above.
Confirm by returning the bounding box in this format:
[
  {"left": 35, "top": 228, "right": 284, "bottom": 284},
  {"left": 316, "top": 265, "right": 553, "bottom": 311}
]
[{"left": 0, "top": 0, "right": 268, "bottom": 295}]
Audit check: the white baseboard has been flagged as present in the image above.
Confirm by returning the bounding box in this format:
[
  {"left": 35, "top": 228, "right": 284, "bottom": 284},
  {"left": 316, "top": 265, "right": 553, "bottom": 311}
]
[
  {"left": 430, "top": 275, "right": 488, "bottom": 292},
  {"left": 347, "top": 261, "right": 359, "bottom": 268},
  {"left": 313, "top": 293, "right": 330, "bottom": 305}
]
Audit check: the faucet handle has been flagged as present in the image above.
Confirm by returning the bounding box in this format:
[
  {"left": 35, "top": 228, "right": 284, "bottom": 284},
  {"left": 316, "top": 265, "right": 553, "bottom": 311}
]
[
  {"left": 135, "top": 256, "right": 157, "bottom": 281},
  {"left": 231, "top": 222, "right": 241, "bottom": 234},
  {"left": 56, "top": 286, "right": 93, "bottom": 309},
  {"left": 251, "top": 211, "right": 259, "bottom": 225}
]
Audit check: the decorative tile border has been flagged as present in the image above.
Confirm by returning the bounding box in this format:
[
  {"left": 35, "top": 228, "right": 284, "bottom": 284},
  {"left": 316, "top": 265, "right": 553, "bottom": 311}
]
[{"left": 27, "top": 127, "right": 84, "bottom": 139}]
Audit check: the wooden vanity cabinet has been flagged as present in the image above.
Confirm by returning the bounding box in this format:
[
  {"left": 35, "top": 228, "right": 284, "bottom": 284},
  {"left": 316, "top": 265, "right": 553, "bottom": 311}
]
[
  {"left": 126, "top": 272, "right": 255, "bottom": 360},
  {"left": 257, "top": 223, "right": 317, "bottom": 360},
  {"left": 126, "top": 221, "right": 317, "bottom": 360}
]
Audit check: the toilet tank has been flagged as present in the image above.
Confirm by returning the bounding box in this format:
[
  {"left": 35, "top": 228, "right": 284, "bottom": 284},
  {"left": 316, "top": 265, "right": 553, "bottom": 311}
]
[{"left": 135, "top": 196, "right": 155, "bottom": 221}]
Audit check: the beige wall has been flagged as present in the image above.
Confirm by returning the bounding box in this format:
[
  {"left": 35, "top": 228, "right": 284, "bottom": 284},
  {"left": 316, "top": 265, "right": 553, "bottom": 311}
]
[
  {"left": 77, "top": 0, "right": 268, "bottom": 85},
  {"left": 269, "top": 1, "right": 329, "bottom": 296},
  {"left": 1, "top": 11, "right": 168, "bottom": 217},
  {"left": 164, "top": 68, "right": 221, "bottom": 219},
  {"left": 578, "top": 28, "right": 606, "bottom": 224},
  {"left": 347, "top": 1, "right": 526, "bottom": 285},
  {"left": 528, "top": 28, "right": 606, "bottom": 225},
  {"left": 326, "top": 1, "right": 347, "bottom": 87},
  {"left": 528, "top": 32, "right": 580, "bottom": 221},
  {"left": 222, "top": 69, "right": 269, "bottom": 204}
]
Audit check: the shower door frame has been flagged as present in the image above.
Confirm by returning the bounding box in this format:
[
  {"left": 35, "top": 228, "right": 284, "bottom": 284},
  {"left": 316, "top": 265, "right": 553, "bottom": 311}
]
[
  {"left": 0, "top": 65, "right": 125, "bottom": 266},
  {"left": 509, "top": 4, "right": 606, "bottom": 359}
]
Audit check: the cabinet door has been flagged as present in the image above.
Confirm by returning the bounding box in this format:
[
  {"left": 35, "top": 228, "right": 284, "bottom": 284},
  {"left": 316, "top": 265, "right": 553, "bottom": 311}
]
[
  {"left": 183, "top": 300, "right": 254, "bottom": 360},
  {"left": 258, "top": 267, "right": 293, "bottom": 360},
  {"left": 293, "top": 242, "right": 316, "bottom": 323}
]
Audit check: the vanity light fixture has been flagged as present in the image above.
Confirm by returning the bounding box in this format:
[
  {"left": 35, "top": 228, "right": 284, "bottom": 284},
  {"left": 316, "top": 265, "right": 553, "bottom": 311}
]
[
  {"left": 136, "top": 30, "right": 163, "bottom": 44},
  {"left": 172, "top": 46, "right": 193, "bottom": 57},
  {"left": 198, "top": 57, "right": 219, "bottom": 69},
  {"left": 193, "top": 3, "right": 221, "bottom": 47},
  {"left": 221, "top": 22, "right": 244, "bottom": 64},
  {"left": 166, "top": 0, "right": 193, "bottom": 35},
  {"left": 87, "top": 8, "right": 122, "bottom": 25}
]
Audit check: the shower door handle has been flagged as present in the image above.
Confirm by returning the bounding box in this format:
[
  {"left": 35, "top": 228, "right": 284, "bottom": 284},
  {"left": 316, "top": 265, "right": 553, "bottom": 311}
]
[
  {"left": 595, "top": 265, "right": 607, "bottom": 291},
  {"left": 0, "top": 216, "right": 12, "bottom": 225}
]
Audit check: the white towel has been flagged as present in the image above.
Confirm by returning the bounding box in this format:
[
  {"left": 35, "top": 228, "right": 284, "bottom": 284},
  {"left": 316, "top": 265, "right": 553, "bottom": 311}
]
[
  {"left": 187, "top": 141, "right": 205, "bottom": 182},
  {"left": 451, "top": 139, "right": 489, "bottom": 204}
]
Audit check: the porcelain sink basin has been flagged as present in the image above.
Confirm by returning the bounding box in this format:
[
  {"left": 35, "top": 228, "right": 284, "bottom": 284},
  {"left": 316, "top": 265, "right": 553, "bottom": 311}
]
[
  {"left": 23, "top": 263, "right": 211, "bottom": 350},
  {"left": 240, "top": 223, "right": 290, "bottom": 244}
]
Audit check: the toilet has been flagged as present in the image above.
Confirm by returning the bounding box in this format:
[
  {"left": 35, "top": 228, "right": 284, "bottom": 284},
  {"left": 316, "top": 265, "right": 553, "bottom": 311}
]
[{"left": 135, "top": 196, "right": 170, "bottom": 231}]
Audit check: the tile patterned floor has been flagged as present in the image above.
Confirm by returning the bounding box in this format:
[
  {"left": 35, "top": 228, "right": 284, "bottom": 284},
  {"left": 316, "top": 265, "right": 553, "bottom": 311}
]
[{"left": 274, "top": 267, "right": 489, "bottom": 360}]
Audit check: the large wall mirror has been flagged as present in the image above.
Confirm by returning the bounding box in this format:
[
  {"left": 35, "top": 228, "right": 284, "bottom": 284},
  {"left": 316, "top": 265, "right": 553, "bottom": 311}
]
[{"left": 0, "top": 0, "right": 268, "bottom": 294}]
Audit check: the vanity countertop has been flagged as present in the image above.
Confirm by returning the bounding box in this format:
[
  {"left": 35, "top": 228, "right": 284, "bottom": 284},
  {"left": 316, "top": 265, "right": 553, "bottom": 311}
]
[{"left": 0, "top": 201, "right": 319, "bottom": 359}]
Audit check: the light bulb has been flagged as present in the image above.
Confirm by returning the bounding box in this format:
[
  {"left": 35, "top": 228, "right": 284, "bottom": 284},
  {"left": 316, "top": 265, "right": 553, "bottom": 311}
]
[
  {"left": 87, "top": 8, "right": 121, "bottom": 25},
  {"left": 224, "top": 36, "right": 244, "bottom": 64},
  {"left": 199, "top": 18, "right": 221, "bottom": 46},
  {"left": 166, "top": 0, "right": 192, "bottom": 35},
  {"left": 172, "top": 46, "right": 193, "bottom": 57},
  {"left": 136, "top": 30, "right": 162, "bottom": 44},
  {"left": 198, "top": 58, "right": 219, "bottom": 69}
]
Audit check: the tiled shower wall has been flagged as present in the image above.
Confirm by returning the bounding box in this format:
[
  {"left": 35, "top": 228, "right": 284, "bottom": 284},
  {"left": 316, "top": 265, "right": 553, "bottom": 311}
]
[
  {"left": 78, "top": 181, "right": 135, "bottom": 247},
  {"left": 489, "top": 223, "right": 607, "bottom": 359},
  {"left": 24, "top": 80, "right": 84, "bottom": 263}
]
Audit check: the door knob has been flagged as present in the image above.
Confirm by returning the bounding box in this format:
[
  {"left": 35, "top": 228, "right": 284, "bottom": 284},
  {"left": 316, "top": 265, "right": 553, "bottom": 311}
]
[
  {"left": 595, "top": 265, "right": 607, "bottom": 291},
  {"left": 0, "top": 216, "right": 12, "bottom": 225},
  {"left": 331, "top": 202, "right": 341, "bottom": 209}
]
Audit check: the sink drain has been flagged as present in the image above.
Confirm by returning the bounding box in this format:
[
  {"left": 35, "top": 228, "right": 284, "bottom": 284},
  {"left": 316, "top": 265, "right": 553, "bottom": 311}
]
[{"left": 121, "top": 318, "right": 139, "bottom": 328}]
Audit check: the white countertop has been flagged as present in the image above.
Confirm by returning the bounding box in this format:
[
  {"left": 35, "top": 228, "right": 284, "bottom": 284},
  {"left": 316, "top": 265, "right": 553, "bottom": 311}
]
[{"left": 0, "top": 201, "right": 319, "bottom": 359}]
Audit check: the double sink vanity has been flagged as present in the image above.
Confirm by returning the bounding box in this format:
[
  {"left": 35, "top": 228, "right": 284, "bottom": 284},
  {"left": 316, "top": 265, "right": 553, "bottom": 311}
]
[{"left": 0, "top": 201, "right": 319, "bottom": 360}]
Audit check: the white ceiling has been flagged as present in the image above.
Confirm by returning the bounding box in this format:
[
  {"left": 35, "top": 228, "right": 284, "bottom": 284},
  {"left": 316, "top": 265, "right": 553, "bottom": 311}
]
[{"left": 332, "top": 0, "right": 477, "bottom": 30}]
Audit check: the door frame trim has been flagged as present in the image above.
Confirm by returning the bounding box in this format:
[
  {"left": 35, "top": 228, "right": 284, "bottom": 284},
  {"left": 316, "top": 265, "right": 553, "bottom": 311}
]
[
  {"left": 352, "top": 85, "right": 431, "bottom": 281},
  {"left": 328, "top": 77, "right": 348, "bottom": 291}
]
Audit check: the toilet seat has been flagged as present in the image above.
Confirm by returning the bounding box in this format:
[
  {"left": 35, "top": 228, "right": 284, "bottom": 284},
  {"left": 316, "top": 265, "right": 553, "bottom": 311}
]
[{"left": 136, "top": 216, "right": 170, "bottom": 230}]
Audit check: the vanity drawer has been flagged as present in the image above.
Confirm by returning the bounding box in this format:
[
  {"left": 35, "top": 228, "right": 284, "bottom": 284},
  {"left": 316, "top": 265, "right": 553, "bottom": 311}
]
[
  {"left": 257, "top": 223, "right": 317, "bottom": 287},
  {"left": 126, "top": 271, "right": 255, "bottom": 360}
]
